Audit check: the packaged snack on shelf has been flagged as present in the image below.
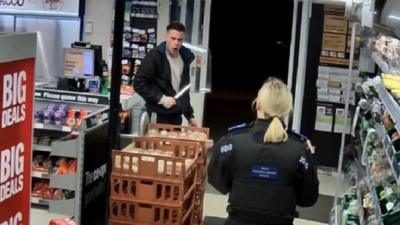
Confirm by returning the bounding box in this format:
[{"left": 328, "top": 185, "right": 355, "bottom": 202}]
[{"left": 49, "top": 218, "right": 79, "bottom": 225}]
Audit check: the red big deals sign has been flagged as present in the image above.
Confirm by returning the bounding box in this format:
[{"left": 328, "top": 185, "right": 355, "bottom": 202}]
[{"left": 0, "top": 58, "right": 34, "bottom": 225}]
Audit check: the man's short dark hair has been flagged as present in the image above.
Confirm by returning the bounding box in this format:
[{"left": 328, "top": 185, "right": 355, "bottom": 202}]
[{"left": 167, "top": 22, "right": 186, "bottom": 32}]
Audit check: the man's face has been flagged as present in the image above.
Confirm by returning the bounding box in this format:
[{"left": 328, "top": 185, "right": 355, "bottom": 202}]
[{"left": 165, "top": 29, "right": 185, "bottom": 57}]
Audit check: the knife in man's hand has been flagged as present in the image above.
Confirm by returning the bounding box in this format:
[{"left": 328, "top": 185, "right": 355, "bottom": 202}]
[{"left": 174, "top": 84, "right": 192, "bottom": 99}]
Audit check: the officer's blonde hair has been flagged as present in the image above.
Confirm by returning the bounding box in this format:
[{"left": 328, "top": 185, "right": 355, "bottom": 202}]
[{"left": 257, "top": 79, "right": 293, "bottom": 143}]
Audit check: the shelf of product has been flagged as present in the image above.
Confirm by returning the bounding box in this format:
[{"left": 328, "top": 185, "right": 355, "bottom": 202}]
[
  {"left": 31, "top": 91, "right": 110, "bottom": 224},
  {"left": 32, "top": 171, "right": 50, "bottom": 179},
  {"left": 356, "top": 77, "right": 400, "bottom": 188},
  {"left": 357, "top": 182, "right": 366, "bottom": 225},
  {"left": 132, "top": 1, "right": 158, "bottom": 6},
  {"left": 113, "top": 0, "right": 158, "bottom": 86},
  {"left": 32, "top": 152, "right": 50, "bottom": 176},
  {"left": 373, "top": 85, "right": 400, "bottom": 185},
  {"left": 354, "top": 107, "right": 400, "bottom": 224},
  {"left": 376, "top": 81, "right": 400, "bottom": 133},
  {"left": 368, "top": 34, "right": 400, "bottom": 76},
  {"left": 33, "top": 144, "right": 52, "bottom": 152},
  {"left": 50, "top": 158, "right": 77, "bottom": 190},
  {"left": 31, "top": 197, "right": 49, "bottom": 206},
  {"left": 50, "top": 134, "right": 80, "bottom": 158},
  {"left": 334, "top": 21, "right": 400, "bottom": 225},
  {"left": 32, "top": 179, "right": 74, "bottom": 199},
  {"left": 34, "top": 102, "right": 92, "bottom": 131},
  {"left": 131, "top": 13, "right": 158, "bottom": 19},
  {"left": 358, "top": 177, "right": 382, "bottom": 225},
  {"left": 383, "top": 134, "right": 400, "bottom": 186},
  {"left": 49, "top": 217, "right": 79, "bottom": 225},
  {"left": 34, "top": 123, "right": 75, "bottom": 132},
  {"left": 49, "top": 199, "right": 75, "bottom": 216},
  {"left": 341, "top": 187, "right": 361, "bottom": 225}
]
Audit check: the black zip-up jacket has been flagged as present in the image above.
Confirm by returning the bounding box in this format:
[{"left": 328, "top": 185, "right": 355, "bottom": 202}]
[
  {"left": 208, "top": 118, "right": 319, "bottom": 225},
  {"left": 134, "top": 42, "right": 195, "bottom": 119}
]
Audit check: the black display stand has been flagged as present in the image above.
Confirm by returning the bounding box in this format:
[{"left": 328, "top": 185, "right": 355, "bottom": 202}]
[{"left": 81, "top": 122, "right": 109, "bottom": 225}]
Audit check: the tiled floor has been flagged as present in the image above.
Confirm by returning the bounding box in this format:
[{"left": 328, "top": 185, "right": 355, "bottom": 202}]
[
  {"left": 30, "top": 173, "right": 338, "bottom": 225},
  {"left": 203, "top": 193, "right": 328, "bottom": 225}
]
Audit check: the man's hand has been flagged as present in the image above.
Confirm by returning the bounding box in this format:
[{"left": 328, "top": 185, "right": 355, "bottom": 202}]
[
  {"left": 160, "top": 96, "right": 176, "bottom": 109},
  {"left": 189, "top": 118, "right": 197, "bottom": 127}
]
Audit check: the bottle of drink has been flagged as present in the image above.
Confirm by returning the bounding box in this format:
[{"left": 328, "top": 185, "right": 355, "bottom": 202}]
[{"left": 101, "top": 60, "right": 110, "bottom": 96}]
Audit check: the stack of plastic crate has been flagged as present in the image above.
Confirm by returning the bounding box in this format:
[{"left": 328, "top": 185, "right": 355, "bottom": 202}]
[
  {"left": 109, "top": 139, "right": 199, "bottom": 225},
  {"left": 146, "top": 123, "right": 213, "bottom": 225}
]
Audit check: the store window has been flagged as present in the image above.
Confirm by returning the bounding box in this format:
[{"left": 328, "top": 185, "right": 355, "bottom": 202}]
[
  {"left": 168, "top": 0, "right": 212, "bottom": 93},
  {"left": 169, "top": 0, "right": 181, "bottom": 23},
  {"left": 170, "top": 0, "right": 207, "bottom": 46}
]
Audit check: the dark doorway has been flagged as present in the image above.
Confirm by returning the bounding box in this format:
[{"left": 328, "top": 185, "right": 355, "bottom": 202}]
[{"left": 204, "top": 1, "right": 294, "bottom": 140}]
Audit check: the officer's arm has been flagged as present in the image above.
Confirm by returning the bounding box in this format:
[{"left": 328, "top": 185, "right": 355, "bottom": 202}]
[
  {"left": 294, "top": 147, "right": 319, "bottom": 207},
  {"left": 207, "top": 136, "right": 234, "bottom": 195}
]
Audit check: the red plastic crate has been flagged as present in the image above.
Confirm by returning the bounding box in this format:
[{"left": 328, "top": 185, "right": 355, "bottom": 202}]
[
  {"left": 196, "top": 161, "right": 207, "bottom": 185},
  {"left": 133, "top": 136, "right": 201, "bottom": 160},
  {"left": 134, "top": 136, "right": 208, "bottom": 183},
  {"left": 109, "top": 194, "right": 194, "bottom": 225},
  {"left": 147, "top": 123, "right": 213, "bottom": 157},
  {"left": 147, "top": 123, "right": 214, "bottom": 153},
  {"left": 194, "top": 181, "right": 206, "bottom": 207},
  {"left": 148, "top": 123, "right": 210, "bottom": 137},
  {"left": 109, "top": 212, "right": 193, "bottom": 225},
  {"left": 112, "top": 148, "right": 197, "bottom": 181},
  {"left": 110, "top": 172, "right": 196, "bottom": 206},
  {"left": 191, "top": 204, "right": 204, "bottom": 225}
]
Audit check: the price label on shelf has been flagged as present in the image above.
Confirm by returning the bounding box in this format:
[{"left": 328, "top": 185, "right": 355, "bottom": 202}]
[
  {"left": 32, "top": 171, "right": 49, "bottom": 179},
  {"left": 32, "top": 171, "right": 41, "bottom": 178},
  {"left": 35, "top": 123, "right": 44, "bottom": 129},
  {"left": 31, "top": 197, "right": 40, "bottom": 204},
  {"left": 62, "top": 126, "right": 72, "bottom": 132}
]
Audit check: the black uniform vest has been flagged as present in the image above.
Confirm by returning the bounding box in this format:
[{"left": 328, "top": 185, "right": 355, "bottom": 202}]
[{"left": 226, "top": 130, "right": 306, "bottom": 224}]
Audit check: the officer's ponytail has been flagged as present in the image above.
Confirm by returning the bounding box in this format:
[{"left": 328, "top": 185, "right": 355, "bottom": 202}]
[{"left": 257, "top": 78, "right": 293, "bottom": 143}]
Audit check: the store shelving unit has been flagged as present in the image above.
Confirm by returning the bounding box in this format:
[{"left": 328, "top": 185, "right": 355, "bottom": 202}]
[
  {"left": 377, "top": 82, "right": 400, "bottom": 133},
  {"left": 112, "top": 0, "right": 158, "bottom": 85},
  {"left": 383, "top": 133, "right": 400, "bottom": 186},
  {"left": 31, "top": 197, "right": 50, "bottom": 206},
  {"left": 365, "top": 152, "right": 385, "bottom": 225},
  {"left": 33, "top": 144, "right": 52, "bottom": 152},
  {"left": 32, "top": 171, "right": 50, "bottom": 179},
  {"left": 344, "top": 29, "right": 400, "bottom": 224},
  {"left": 368, "top": 33, "right": 400, "bottom": 187},
  {"left": 335, "top": 8, "right": 400, "bottom": 225},
  {"left": 370, "top": 51, "right": 400, "bottom": 76},
  {"left": 34, "top": 123, "right": 76, "bottom": 132},
  {"left": 356, "top": 185, "right": 365, "bottom": 225},
  {"left": 31, "top": 88, "right": 110, "bottom": 224}
]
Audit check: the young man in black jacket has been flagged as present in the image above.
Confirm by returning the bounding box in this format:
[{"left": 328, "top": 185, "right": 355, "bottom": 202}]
[{"left": 134, "top": 22, "right": 197, "bottom": 126}]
